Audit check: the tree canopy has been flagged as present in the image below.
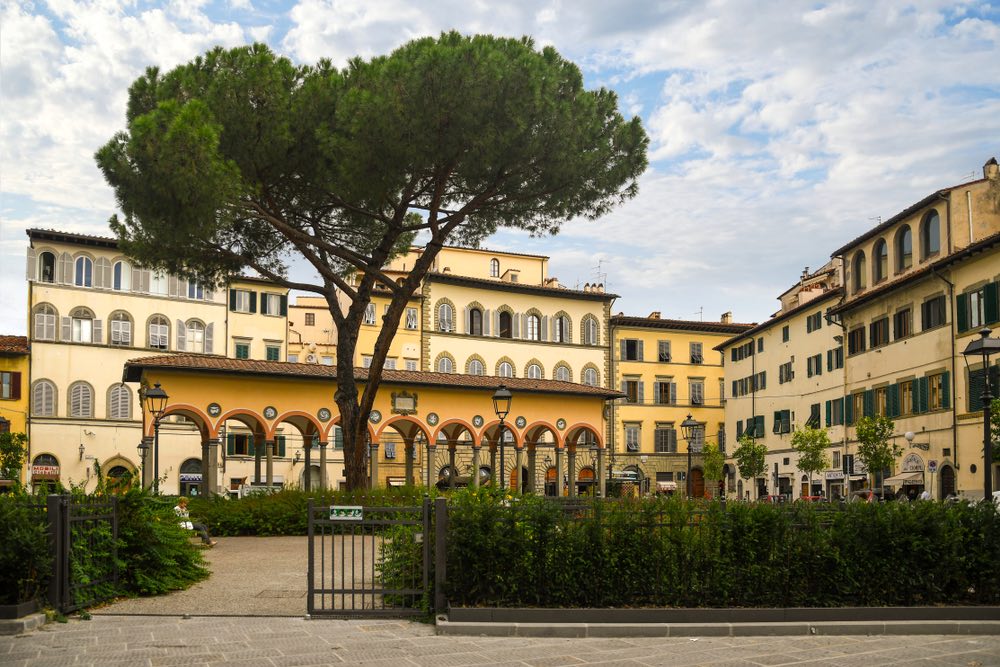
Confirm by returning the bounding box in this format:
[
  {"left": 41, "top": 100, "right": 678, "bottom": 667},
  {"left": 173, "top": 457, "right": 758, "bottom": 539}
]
[
  {"left": 790, "top": 426, "right": 831, "bottom": 488},
  {"left": 732, "top": 434, "right": 767, "bottom": 496},
  {"left": 96, "top": 33, "right": 648, "bottom": 489},
  {"left": 855, "top": 415, "right": 901, "bottom": 495}
]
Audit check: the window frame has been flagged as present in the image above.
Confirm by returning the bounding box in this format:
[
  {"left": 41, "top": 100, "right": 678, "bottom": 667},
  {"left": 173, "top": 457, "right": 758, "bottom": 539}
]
[
  {"left": 873, "top": 238, "right": 888, "bottom": 284},
  {"left": 74, "top": 256, "right": 93, "bottom": 287}
]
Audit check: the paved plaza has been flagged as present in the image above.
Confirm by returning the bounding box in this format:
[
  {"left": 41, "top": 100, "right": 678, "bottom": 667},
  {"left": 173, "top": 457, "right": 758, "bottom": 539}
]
[{"left": 4, "top": 616, "right": 1000, "bottom": 666}]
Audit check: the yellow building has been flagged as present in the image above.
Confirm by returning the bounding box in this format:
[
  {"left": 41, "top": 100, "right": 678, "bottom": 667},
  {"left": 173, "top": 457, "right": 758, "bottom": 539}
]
[
  {"left": 830, "top": 158, "right": 1000, "bottom": 499},
  {"left": 24, "top": 228, "right": 297, "bottom": 495},
  {"left": 611, "top": 312, "right": 753, "bottom": 495},
  {"left": 0, "top": 335, "right": 30, "bottom": 488}
]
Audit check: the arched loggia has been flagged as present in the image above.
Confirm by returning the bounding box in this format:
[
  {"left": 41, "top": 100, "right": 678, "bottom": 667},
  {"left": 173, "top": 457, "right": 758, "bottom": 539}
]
[
  {"left": 272, "top": 410, "right": 326, "bottom": 489},
  {"left": 378, "top": 416, "right": 433, "bottom": 489}
]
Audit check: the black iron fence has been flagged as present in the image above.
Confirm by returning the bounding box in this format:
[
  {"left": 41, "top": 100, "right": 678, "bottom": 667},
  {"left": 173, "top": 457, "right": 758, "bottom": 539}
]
[{"left": 47, "top": 495, "right": 120, "bottom": 613}]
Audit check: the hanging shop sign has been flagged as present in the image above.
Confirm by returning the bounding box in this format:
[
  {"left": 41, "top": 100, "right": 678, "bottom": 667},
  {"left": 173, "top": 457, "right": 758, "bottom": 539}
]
[{"left": 901, "top": 453, "right": 924, "bottom": 473}]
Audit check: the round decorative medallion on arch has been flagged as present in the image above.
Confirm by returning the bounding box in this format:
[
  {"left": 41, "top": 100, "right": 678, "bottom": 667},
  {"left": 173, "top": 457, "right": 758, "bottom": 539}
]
[
  {"left": 263, "top": 406, "right": 278, "bottom": 420},
  {"left": 317, "top": 407, "right": 332, "bottom": 422},
  {"left": 369, "top": 410, "right": 382, "bottom": 424},
  {"left": 472, "top": 415, "right": 484, "bottom": 428},
  {"left": 207, "top": 403, "right": 222, "bottom": 418},
  {"left": 515, "top": 416, "right": 527, "bottom": 428},
  {"left": 427, "top": 413, "right": 439, "bottom": 426},
  {"left": 556, "top": 418, "right": 567, "bottom": 430}
]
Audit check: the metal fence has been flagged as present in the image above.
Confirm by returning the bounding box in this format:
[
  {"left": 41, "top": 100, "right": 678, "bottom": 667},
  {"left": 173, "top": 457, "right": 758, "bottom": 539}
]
[{"left": 46, "top": 495, "right": 120, "bottom": 613}]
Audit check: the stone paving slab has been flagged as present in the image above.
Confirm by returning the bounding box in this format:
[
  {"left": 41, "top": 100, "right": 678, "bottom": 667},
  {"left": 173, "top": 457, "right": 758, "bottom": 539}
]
[{"left": 3, "top": 617, "right": 1000, "bottom": 667}]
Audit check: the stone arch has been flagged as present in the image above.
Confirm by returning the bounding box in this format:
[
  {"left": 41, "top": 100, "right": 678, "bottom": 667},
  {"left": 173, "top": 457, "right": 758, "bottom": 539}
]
[
  {"left": 523, "top": 358, "right": 545, "bottom": 379},
  {"left": 433, "top": 418, "right": 477, "bottom": 444},
  {"left": 495, "top": 355, "right": 516, "bottom": 378},
  {"left": 463, "top": 300, "right": 487, "bottom": 336},
  {"left": 580, "top": 314, "right": 600, "bottom": 346},
  {"left": 378, "top": 415, "right": 432, "bottom": 444},
  {"left": 552, "top": 310, "right": 573, "bottom": 343},
  {"left": 523, "top": 307, "right": 544, "bottom": 341},
  {"left": 465, "top": 353, "right": 487, "bottom": 376},
  {"left": 149, "top": 403, "right": 213, "bottom": 440},
  {"left": 565, "top": 422, "right": 604, "bottom": 450},
  {"left": 214, "top": 408, "right": 268, "bottom": 441},
  {"left": 433, "top": 296, "right": 457, "bottom": 332},
  {"left": 482, "top": 419, "right": 521, "bottom": 447},
  {"left": 434, "top": 351, "right": 457, "bottom": 373},
  {"left": 145, "top": 313, "right": 171, "bottom": 350},
  {"left": 522, "top": 421, "right": 562, "bottom": 449},
  {"left": 269, "top": 410, "right": 325, "bottom": 442},
  {"left": 552, "top": 361, "right": 573, "bottom": 383}
]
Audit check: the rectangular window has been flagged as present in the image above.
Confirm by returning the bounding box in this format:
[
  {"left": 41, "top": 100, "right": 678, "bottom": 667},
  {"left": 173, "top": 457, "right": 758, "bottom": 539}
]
[
  {"left": 655, "top": 381, "right": 675, "bottom": 405},
  {"left": 928, "top": 373, "right": 945, "bottom": 411},
  {"left": 625, "top": 424, "right": 641, "bottom": 452},
  {"left": 232, "top": 289, "right": 253, "bottom": 313},
  {"left": 870, "top": 317, "right": 890, "bottom": 348},
  {"left": 362, "top": 355, "right": 373, "bottom": 369},
  {"left": 658, "top": 340, "right": 671, "bottom": 362},
  {"left": 832, "top": 398, "right": 845, "bottom": 426},
  {"left": 363, "top": 303, "right": 376, "bottom": 325},
  {"left": 690, "top": 342, "right": 703, "bottom": 364},
  {"left": 259, "top": 293, "right": 285, "bottom": 316},
  {"left": 921, "top": 295, "right": 947, "bottom": 330},
  {"left": 654, "top": 426, "right": 676, "bottom": 453},
  {"left": 623, "top": 379, "right": 640, "bottom": 404},
  {"left": 405, "top": 359, "right": 418, "bottom": 371},
  {"left": 226, "top": 433, "right": 253, "bottom": 457},
  {"left": 384, "top": 442, "right": 396, "bottom": 459},
  {"left": 832, "top": 451, "right": 841, "bottom": 470},
  {"left": 848, "top": 326, "right": 866, "bottom": 355},
  {"left": 384, "top": 358, "right": 396, "bottom": 370},
  {"left": 757, "top": 337, "right": 764, "bottom": 353},
  {"left": 874, "top": 386, "right": 887, "bottom": 416},
  {"left": 772, "top": 409, "right": 791, "bottom": 434},
  {"left": 893, "top": 308, "right": 912, "bottom": 340},
  {"left": 899, "top": 380, "right": 914, "bottom": 416},
  {"left": 806, "top": 403, "right": 821, "bottom": 428},
  {"left": 806, "top": 311, "right": 823, "bottom": 333},
  {"left": 235, "top": 342, "right": 250, "bottom": 359},
  {"left": 806, "top": 353, "right": 823, "bottom": 377},
  {"left": 782, "top": 325, "right": 790, "bottom": 342},
  {"left": 405, "top": 307, "right": 418, "bottom": 330},
  {"left": 266, "top": 345, "right": 280, "bottom": 361},
  {"left": 689, "top": 380, "right": 704, "bottom": 405},
  {"left": 779, "top": 361, "right": 794, "bottom": 384},
  {"left": 0, "top": 371, "right": 19, "bottom": 400},
  {"left": 623, "top": 339, "right": 642, "bottom": 361},
  {"left": 72, "top": 317, "right": 93, "bottom": 343},
  {"left": 305, "top": 312, "right": 315, "bottom": 326}
]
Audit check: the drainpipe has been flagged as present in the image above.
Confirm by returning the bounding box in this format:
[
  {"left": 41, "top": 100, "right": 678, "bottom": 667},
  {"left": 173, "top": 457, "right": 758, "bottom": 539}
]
[
  {"left": 831, "top": 256, "right": 849, "bottom": 492},
  {"left": 932, "top": 268, "right": 959, "bottom": 479}
]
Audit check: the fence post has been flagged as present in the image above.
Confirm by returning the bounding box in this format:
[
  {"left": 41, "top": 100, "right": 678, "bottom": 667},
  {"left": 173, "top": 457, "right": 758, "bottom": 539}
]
[
  {"left": 306, "top": 498, "right": 315, "bottom": 615},
  {"left": 46, "top": 494, "right": 68, "bottom": 612},
  {"left": 433, "top": 497, "right": 448, "bottom": 615}
]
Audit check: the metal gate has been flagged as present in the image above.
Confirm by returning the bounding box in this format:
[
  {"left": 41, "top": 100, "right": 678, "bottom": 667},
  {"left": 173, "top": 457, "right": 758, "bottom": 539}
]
[
  {"left": 47, "top": 494, "right": 120, "bottom": 613},
  {"left": 307, "top": 498, "right": 431, "bottom": 617}
]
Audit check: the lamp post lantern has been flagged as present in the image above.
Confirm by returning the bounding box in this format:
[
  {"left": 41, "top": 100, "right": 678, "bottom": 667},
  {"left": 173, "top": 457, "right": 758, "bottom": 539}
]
[
  {"left": 962, "top": 327, "right": 1000, "bottom": 500},
  {"left": 144, "top": 382, "right": 168, "bottom": 494},
  {"left": 680, "top": 413, "right": 699, "bottom": 499},
  {"left": 492, "top": 385, "right": 512, "bottom": 490}
]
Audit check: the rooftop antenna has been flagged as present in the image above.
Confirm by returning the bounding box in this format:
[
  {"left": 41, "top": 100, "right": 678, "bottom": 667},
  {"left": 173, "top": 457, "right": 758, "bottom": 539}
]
[
  {"left": 693, "top": 307, "right": 703, "bottom": 321},
  {"left": 592, "top": 259, "right": 607, "bottom": 288}
]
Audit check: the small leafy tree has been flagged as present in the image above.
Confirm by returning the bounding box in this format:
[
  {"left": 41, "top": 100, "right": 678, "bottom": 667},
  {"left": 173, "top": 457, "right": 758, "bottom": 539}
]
[
  {"left": 732, "top": 433, "right": 767, "bottom": 499},
  {"left": 855, "top": 415, "right": 900, "bottom": 498},
  {"left": 0, "top": 431, "right": 28, "bottom": 488},
  {"left": 791, "top": 426, "right": 831, "bottom": 496},
  {"left": 701, "top": 441, "right": 724, "bottom": 498}
]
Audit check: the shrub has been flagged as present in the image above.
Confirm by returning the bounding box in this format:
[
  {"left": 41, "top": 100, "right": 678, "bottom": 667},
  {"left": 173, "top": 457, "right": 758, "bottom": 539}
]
[{"left": 0, "top": 496, "right": 50, "bottom": 605}]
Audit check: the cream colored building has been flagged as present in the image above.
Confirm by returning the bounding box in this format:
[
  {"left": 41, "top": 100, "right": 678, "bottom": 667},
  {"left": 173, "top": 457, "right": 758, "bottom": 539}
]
[
  {"left": 23, "top": 228, "right": 315, "bottom": 495},
  {"left": 610, "top": 312, "right": 753, "bottom": 496},
  {"left": 718, "top": 264, "right": 848, "bottom": 500}
]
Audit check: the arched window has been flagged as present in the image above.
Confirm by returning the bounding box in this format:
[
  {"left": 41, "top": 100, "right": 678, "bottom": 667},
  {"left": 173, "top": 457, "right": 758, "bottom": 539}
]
[
  {"left": 437, "top": 356, "right": 454, "bottom": 373},
  {"left": 438, "top": 303, "right": 454, "bottom": 332},
  {"left": 185, "top": 320, "right": 205, "bottom": 353},
  {"left": 583, "top": 367, "right": 599, "bottom": 387},
  {"left": 852, "top": 251, "right": 866, "bottom": 292},
  {"left": 109, "top": 311, "right": 133, "bottom": 346},
  {"left": 187, "top": 280, "right": 204, "bottom": 300},
  {"left": 38, "top": 251, "right": 56, "bottom": 283},
  {"left": 582, "top": 316, "right": 599, "bottom": 345},
  {"left": 527, "top": 363, "right": 542, "bottom": 379},
  {"left": 873, "top": 239, "right": 888, "bottom": 283},
  {"left": 921, "top": 210, "right": 941, "bottom": 258},
  {"left": 896, "top": 225, "right": 912, "bottom": 271},
  {"left": 498, "top": 361, "right": 514, "bottom": 378},
  {"left": 148, "top": 315, "right": 169, "bottom": 350},
  {"left": 469, "top": 308, "right": 483, "bottom": 336},
  {"left": 526, "top": 314, "right": 541, "bottom": 341},
  {"left": 555, "top": 365, "right": 571, "bottom": 382},
  {"left": 70, "top": 307, "right": 96, "bottom": 343},
  {"left": 468, "top": 359, "right": 484, "bottom": 375},
  {"left": 31, "top": 380, "right": 56, "bottom": 416},
  {"left": 68, "top": 381, "right": 94, "bottom": 418},
  {"left": 554, "top": 315, "right": 569, "bottom": 343},
  {"left": 108, "top": 384, "right": 131, "bottom": 419},
  {"left": 490, "top": 258, "right": 500, "bottom": 277},
  {"left": 32, "top": 304, "right": 57, "bottom": 341},
  {"left": 499, "top": 311, "right": 513, "bottom": 338},
  {"left": 74, "top": 256, "right": 93, "bottom": 287},
  {"left": 150, "top": 270, "right": 168, "bottom": 296},
  {"left": 113, "top": 260, "right": 131, "bottom": 291}
]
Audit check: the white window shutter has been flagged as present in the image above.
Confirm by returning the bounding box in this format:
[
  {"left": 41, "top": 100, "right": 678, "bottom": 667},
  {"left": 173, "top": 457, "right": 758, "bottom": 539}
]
[
  {"left": 550, "top": 316, "right": 557, "bottom": 341},
  {"left": 638, "top": 381, "right": 645, "bottom": 404},
  {"left": 176, "top": 319, "right": 186, "bottom": 351},
  {"left": 93, "top": 319, "right": 103, "bottom": 344},
  {"left": 462, "top": 307, "right": 469, "bottom": 334},
  {"left": 493, "top": 311, "right": 500, "bottom": 337},
  {"left": 26, "top": 247, "right": 36, "bottom": 280},
  {"left": 131, "top": 266, "right": 142, "bottom": 292},
  {"left": 671, "top": 382, "right": 678, "bottom": 404},
  {"left": 541, "top": 316, "right": 548, "bottom": 341},
  {"left": 61, "top": 317, "right": 71, "bottom": 342},
  {"left": 483, "top": 310, "right": 491, "bottom": 336},
  {"left": 513, "top": 313, "right": 521, "bottom": 339},
  {"left": 637, "top": 340, "right": 644, "bottom": 361},
  {"left": 97, "top": 258, "right": 112, "bottom": 288},
  {"left": 140, "top": 269, "right": 150, "bottom": 293},
  {"left": 122, "top": 321, "right": 132, "bottom": 345},
  {"left": 204, "top": 286, "right": 214, "bottom": 301},
  {"left": 205, "top": 323, "right": 214, "bottom": 354}
]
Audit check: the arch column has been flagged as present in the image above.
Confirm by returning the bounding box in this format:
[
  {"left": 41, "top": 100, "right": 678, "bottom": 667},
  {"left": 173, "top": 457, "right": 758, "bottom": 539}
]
[
  {"left": 471, "top": 444, "right": 481, "bottom": 489},
  {"left": 555, "top": 447, "right": 565, "bottom": 497},
  {"left": 596, "top": 446, "right": 606, "bottom": 497},
  {"left": 206, "top": 438, "right": 220, "bottom": 495},
  {"left": 254, "top": 432, "right": 264, "bottom": 484},
  {"left": 304, "top": 438, "right": 313, "bottom": 491},
  {"left": 489, "top": 444, "right": 497, "bottom": 486},
  {"left": 426, "top": 442, "right": 437, "bottom": 488},
  {"left": 318, "top": 442, "right": 328, "bottom": 489},
  {"left": 404, "top": 438, "right": 416, "bottom": 486},
  {"left": 141, "top": 436, "right": 154, "bottom": 490},
  {"left": 265, "top": 440, "right": 275, "bottom": 488},
  {"left": 448, "top": 441, "right": 457, "bottom": 490},
  {"left": 527, "top": 445, "right": 537, "bottom": 494},
  {"left": 567, "top": 448, "right": 577, "bottom": 498},
  {"left": 370, "top": 442, "right": 380, "bottom": 489},
  {"left": 514, "top": 446, "right": 524, "bottom": 495}
]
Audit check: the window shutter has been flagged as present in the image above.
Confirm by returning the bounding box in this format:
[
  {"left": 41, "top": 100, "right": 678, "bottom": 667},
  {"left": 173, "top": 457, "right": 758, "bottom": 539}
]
[
  {"left": 918, "top": 377, "right": 930, "bottom": 413},
  {"left": 862, "top": 389, "right": 873, "bottom": 417},
  {"left": 782, "top": 410, "right": 791, "bottom": 433},
  {"left": 229, "top": 289, "right": 237, "bottom": 311},
  {"left": 131, "top": 266, "right": 142, "bottom": 292},
  {"left": 513, "top": 313, "right": 521, "bottom": 339},
  {"left": 756, "top": 415, "right": 765, "bottom": 437},
  {"left": 261, "top": 293, "right": 269, "bottom": 315},
  {"left": 620, "top": 340, "right": 627, "bottom": 360},
  {"left": 61, "top": 317, "right": 71, "bottom": 342},
  {"left": 462, "top": 307, "right": 469, "bottom": 334},
  {"left": 956, "top": 293, "right": 968, "bottom": 332},
  {"left": 205, "top": 323, "right": 214, "bottom": 354},
  {"left": 921, "top": 300, "right": 930, "bottom": 330},
  {"left": 97, "top": 258, "right": 112, "bottom": 288},
  {"left": 986, "top": 282, "right": 999, "bottom": 324},
  {"left": 249, "top": 292, "right": 257, "bottom": 314},
  {"left": 670, "top": 382, "right": 678, "bottom": 404},
  {"left": 483, "top": 310, "right": 491, "bottom": 336},
  {"left": 827, "top": 350, "right": 832, "bottom": 372},
  {"left": 60, "top": 253, "right": 73, "bottom": 284},
  {"left": 26, "top": 247, "right": 36, "bottom": 280},
  {"left": 279, "top": 294, "right": 288, "bottom": 316},
  {"left": 168, "top": 275, "right": 179, "bottom": 297},
  {"left": 93, "top": 319, "right": 103, "bottom": 344},
  {"left": 227, "top": 433, "right": 235, "bottom": 456},
  {"left": 637, "top": 340, "right": 644, "bottom": 361},
  {"left": 638, "top": 381, "right": 644, "bottom": 404},
  {"left": 825, "top": 400, "right": 832, "bottom": 427},
  {"left": 492, "top": 310, "right": 499, "bottom": 337},
  {"left": 845, "top": 396, "right": 854, "bottom": 424},
  {"left": 737, "top": 420, "right": 744, "bottom": 437},
  {"left": 668, "top": 429, "right": 677, "bottom": 452},
  {"left": 176, "top": 319, "right": 186, "bottom": 351},
  {"left": 887, "top": 384, "right": 899, "bottom": 417},
  {"left": 541, "top": 315, "right": 549, "bottom": 341},
  {"left": 941, "top": 371, "right": 951, "bottom": 409},
  {"left": 11, "top": 372, "right": 21, "bottom": 401}
]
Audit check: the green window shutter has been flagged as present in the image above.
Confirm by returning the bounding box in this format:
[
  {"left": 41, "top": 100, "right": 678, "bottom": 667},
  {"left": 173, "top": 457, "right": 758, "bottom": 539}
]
[
  {"left": 782, "top": 410, "right": 791, "bottom": 433},
  {"left": 227, "top": 433, "right": 235, "bottom": 456},
  {"left": 280, "top": 294, "right": 288, "bottom": 317},
  {"left": 773, "top": 411, "right": 782, "bottom": 433},
  {"left": 918, "top": 377, "right": 930, "bottom": 413},
  {"left": 249, "top": 291, "right": 257, "bottom": 314},
  {"left": 968, "top": 369, "right": 984, "bottom": 412},
  {"left": 276, "top": 436, "right": 286, "bottom": 458},
  {"left": 756, "top": 415, "right": 765, "bottom": 437},
  {"left": 956, "top": 293, "right": 968, "bottom": 332},
  {"left": 941, "top": 371, "right": 951, "bottom": 409},
  {"left": 736, "top": 420, "right": 743, "bottom": 437},
  {"left": 913, "top": 377, "right": 925, "bottom": 413},
  {"left": 863, "top": 389, "right": 874, "bottom": 418},
  {"left": 825, "top": 400, "right": 832, "bottom": 427},
  {"left": 846, "top": 396, "right": 854, "bottom": 425},
  {"left": 986, "top": 282, "right": 999, "bottom": 324},
  {"left": 248, "top": 434, "right": 256, "bottom": 457},
  {"left": 229, "top": 289, "right": 237, "bottom": 311},
  {"left": 261, "top": 293, "right": 269, "bottom": 315},
  {"left": 620, "top": 340, "right": 627, "bottom": 360},
  {"left": 887, "top": 383, "right": 899, "bottom": 417}
]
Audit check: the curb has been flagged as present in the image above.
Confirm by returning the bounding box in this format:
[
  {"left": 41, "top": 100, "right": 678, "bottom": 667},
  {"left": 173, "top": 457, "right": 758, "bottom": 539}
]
[
  {"left": 0, "top": 612, "right": 48, "bottom": 636},
  {"left": 435, "top": 619, "right": 1000, "bottom": 638}
]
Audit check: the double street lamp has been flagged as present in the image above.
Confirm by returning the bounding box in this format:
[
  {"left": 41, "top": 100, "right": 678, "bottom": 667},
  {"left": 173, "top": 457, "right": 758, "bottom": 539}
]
[
  {"left": 143, "top": 383, "right": 169, "bottom": 494},
  {"left": 962, "top": 327, "right": 1000, "bottom": 500},
  {"left": 492, "top": 385, "right": 512, "bottom": 490},
  {"left": 680, "top": 413, "right": 700, "bottom": 499}
]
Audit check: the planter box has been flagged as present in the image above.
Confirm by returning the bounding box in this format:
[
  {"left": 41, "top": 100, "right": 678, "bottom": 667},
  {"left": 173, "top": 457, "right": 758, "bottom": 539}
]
[{"left": 0, "top": 599, "right": 40, "bottom": 620}]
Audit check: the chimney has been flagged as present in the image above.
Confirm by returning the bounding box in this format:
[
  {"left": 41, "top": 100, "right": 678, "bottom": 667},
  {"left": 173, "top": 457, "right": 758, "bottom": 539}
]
[
  {"left": 721, "top": 311, "right": 733, "bottom": 324},
  {"left": 985, "top": 157, "right": 999, "bottom": 180},
  {"left": 801, "top": 266, "right": 810, "bottom": 281},
  {"left": 648, "top": 311, "right": 661, "bottom": 319},
  {"left": 584, "top": 282, "right": 591, "bottom": 292}
]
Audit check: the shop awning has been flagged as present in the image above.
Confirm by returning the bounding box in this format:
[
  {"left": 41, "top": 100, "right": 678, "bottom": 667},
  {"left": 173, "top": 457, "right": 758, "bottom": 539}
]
[
  {"left": 883, "top": 472, "right": 923, "bottom": 485},
  {"left": 656, "top": 481, "right": 677, "bottom": 492}
]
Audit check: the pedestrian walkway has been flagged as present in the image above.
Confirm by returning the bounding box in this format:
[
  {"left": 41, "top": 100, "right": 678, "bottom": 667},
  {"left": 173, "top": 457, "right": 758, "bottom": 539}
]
[{"left": 4, "top": 615, "right": 999, "bottom": 666}]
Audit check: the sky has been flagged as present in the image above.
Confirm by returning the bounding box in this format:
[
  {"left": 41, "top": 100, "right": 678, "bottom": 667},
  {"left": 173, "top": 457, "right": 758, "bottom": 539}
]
[{"left": 2, "top": 1, "right": 999, "bottom": 334}]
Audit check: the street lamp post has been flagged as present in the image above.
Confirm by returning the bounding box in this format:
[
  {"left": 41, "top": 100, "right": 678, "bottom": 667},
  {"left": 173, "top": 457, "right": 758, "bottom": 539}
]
[
  {"left": 492, "top": 385, "right": 512, "bottom": 490},
  {"left": 144, "top": 383, "right": 169, "bottom": 494},
  {"left": 962, "top": 327, "right": 1000, "bottom": 500},
  {"left": 136, "top": 440, "right": 149, "bottom": 484},
  {"left": 680, "top": 413, "right": 699, "bottom": 499}
]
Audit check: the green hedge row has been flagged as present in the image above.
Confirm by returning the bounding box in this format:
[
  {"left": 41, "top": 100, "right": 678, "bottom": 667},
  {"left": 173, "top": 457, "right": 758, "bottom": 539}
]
[{"left": 444, "top": 487, "right": 1000, "bottom": 608}]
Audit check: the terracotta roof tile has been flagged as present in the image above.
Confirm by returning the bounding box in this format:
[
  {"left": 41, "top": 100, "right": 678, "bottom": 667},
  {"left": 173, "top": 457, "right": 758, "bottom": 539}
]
[
  {"left": 0, "top": 336, "right": 29, "bottom": 354},
  {"left": 123, "top": 354, "right": 624, "bottom": 399},
  {"left": 610, "top": 315, "right": 756, "bottom": 334}
]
